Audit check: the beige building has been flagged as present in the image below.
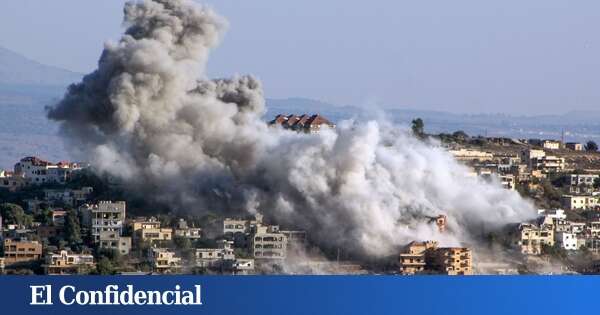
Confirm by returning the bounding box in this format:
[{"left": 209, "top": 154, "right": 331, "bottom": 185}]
[
  {"left": 448, "top": 148, "right": 493, "bottom": 161},
  {"left": 517, "top": 220, "right": 555, "bottom": 255},
  {"left": 149, "top": 248, "right": 181, "bottom": 273},
  {"left": 99, "top": 231, "right": 132, "bottom": 255},
  {"left": 399, "top": 241, "right": 437, "bottom": 275},
  {"left": 139, "top": 227, "right": 173, "bottom": 243},
  {"left": 428, "top": 247, "right": 473, "bottom": 275},
  {"left": 44, "top": 250, "right": 95, "bottom": 275},
  {"left": 2, "top": 239, "right": 42, "bottom": 266},
  {"left": 561, "top": 195, "right": 599, "bottom": 210},
  {"left": 223, "top": 214, "right": 263, "bottom": 234},
  {"left": 252, "top": 225, "right": 287, "bottom": 260},
  {"left": 194, "top": 240, "right": 235, "bottom": 268},
  {"left": 399, "top": 241, "right": 472, "bottom": 275}
]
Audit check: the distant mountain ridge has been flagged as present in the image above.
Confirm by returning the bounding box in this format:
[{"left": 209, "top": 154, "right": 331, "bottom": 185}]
[
  {"left": 0, "top": 46, "right": 82, "bottom": 86},
  {"left": 0, "top": 46, "right": 83, "bottom": 106}
]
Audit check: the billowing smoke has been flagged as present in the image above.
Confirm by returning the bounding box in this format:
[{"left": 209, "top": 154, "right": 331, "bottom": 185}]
[{"left": 48, "top": 0, "right": 536, "bottom": 258}]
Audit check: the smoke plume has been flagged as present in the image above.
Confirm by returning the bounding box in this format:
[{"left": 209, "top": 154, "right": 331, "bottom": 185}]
[{"left": 48, "top": 0, "right": 536, "bottom": 258}]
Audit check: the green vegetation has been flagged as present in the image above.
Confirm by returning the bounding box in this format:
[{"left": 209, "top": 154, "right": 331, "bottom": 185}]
[
  {"left": 0, "top": 203, "right": 33, "bottom": 226},
  {"left": 411, "top": 118, "right": 424, "bottom": 138},
  {"left": 585, "top": 140, "right": 598, "bottom": 152}
]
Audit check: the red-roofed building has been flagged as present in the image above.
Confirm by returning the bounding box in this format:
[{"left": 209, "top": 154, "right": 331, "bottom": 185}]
[{"left": 269, "top": 114, "right": 335, "bottom": 133}]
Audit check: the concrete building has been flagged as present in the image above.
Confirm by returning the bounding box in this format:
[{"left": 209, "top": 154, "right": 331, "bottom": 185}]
[
  {"left": 531, "top": 155, "right": 565, "bottom": 173},
  {"left": 252, "top": 225, "right": 287, "bottom": 260},
  {"left": 2, "top": 239, "right": 42, "bottom": 266},
  {"left": 139, "top": 227, "right": 173, "bottom": 243},
  {"left": 43, "top": 187, "right": 93, "bottom": 207},
  {"left": 569, "top": 174, "right": 599, "bottom": 194},
  {"left": 561, "top": 195, "right": 599, "bottom": 210},
  {"left": 223, "top": 214, "right": 263, "bottom": 234},
  {"left": 148, "top": 248, "right": 182, "bottom": 273},
  {"left": 44, "top": 250, "right": 95, "bottom": 275},
  {"left": 521, "top": 149, "right": 546, "bottom": 167},
  {"left": 399, "top": 241, "right": 472, "bottom": 275},
  {"left": 0, "top": 171, "right": 26, "bottom": 192},
  {"left": 13, "top": 156, "right": 82, "bottom": 185},
  {"left": 427, "top": 247, "right": 473, "bottom": 275},
  {"left": 194, "top": 240, "right": 235, "bottom": 268},
  {"left": 537, "top": 209, "right": 567, "bottom": 221},
  {"left": 398, "top": 241, "right": 437, "bottom": 275},
  {"left": 499, "top": 174, "right": 516, "bottom": 190},
  {"left": 448, "top": 148, "right": 493, "bottom": 161},
  {"left": 281, "top": 230, "right": 307, "bottom": 248},
  {"left": 565, "top": 142, "right": 584, "bottom": 151},
  {"left": 98, "top": 231, "right": 131, "bottom": 255},
  {"left": 555, "top": 232, "right": 578, "bottom": 250},
  {"left": 82, "top": 201, "right": 126, "bottom": 243},
  {"left": 517, "top": 221, "right": 555, "bottom": 255}
]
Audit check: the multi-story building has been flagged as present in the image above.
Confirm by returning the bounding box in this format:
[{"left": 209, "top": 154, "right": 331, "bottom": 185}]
[
  {"left": 399, "top": 241, "right": 438, "bottom": 275},
  {"left": 555, "top": 232, "right": 578, "bottom": 250},
  {"left": 0, "top": 171, "right": 26, "bottom": 192},
  {"left": 174, "top": 219, "right": 202, "bottom": 240},
  {"left": 194, "top": 240, "right": 235, "bottom": 268},
  {"left": 139, "top": 227, "right": 173, "bottom": 243},
  {"left": 531, "top": 155, "right": 565, "bottom": 173},
  {"left": 223, "top": 214, "right": 263, "bottom": 234},
  {"left": 44, "top": 250, "right": 95, "bottom": 275},
  {"left": 427, "top": 247, "right": 473, "bottom": 275},
  {"left": 561, "top": 195, "right": 599, "bottom": 211},
  {"left": 43, "top": 187, "right": 93, "bottom": 207},
  {"left": 82, "top": 201, "right": 126, "bottom": 243},
  {"left": 517, "top": 219, "right": 555, "bottom": 255},
  {"left": 148, "top": 248, "right": 181, "bottom": 273},
  {"left": 569, "top": 174, "right": 599, "bottom": 194},
  {"left": 252, "top": 225, "right": 287, "bottom": 260},
  {"left": 399, "top": 241, "right": 472, "bottom": 275},
  {"left": 499, "top": 174, "right": 516, "bottom": 190},
  {"left": 13, "top": 157, "right": 82, "bottom": 185},
  {"left": 2, "top": 239, "right": 42, "bottom": 266},
  {"left": 98, "top": 231, "right": 131, "bottom": 255},
  {"left": 281, "top": 230, "right": 307, "bottom": 248}
]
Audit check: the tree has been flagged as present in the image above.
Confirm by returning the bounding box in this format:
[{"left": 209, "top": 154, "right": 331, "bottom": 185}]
[
  {"left": 452, "top": 130, "right": 469, "bottom": 141},
  {"left": 585, "top": 140, "right": 598, "bottom": 152},
  {"left": 594, "top": 178, "right": 600, "bottom": 190},
  {"left": 411, "top": 118, "right": 424, "bottom": 137},
  {"left": 63, "top": 209, "right": 82, "bottom": 244},
  {"left": 96, "top": 257, "right": 115, "bottom": 275},
  {"left": 173, "top": 236, "right": 191, "bottom": 250},
  {"left": 0, "top": 203, "right": 33, "bottom": 227}
]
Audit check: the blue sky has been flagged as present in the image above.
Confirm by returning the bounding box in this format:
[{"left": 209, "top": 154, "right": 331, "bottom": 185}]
[{"left": 1, "top": 0, "right": 600, "bottom": 114}]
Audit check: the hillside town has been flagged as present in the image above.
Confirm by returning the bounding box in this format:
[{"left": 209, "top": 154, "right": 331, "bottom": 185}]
[{"left": 1, "top": 116, "right": 600, "bottom": 275}]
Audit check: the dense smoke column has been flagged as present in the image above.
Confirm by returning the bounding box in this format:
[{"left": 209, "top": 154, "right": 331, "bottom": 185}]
[{"left": 48, "top": 0, "right": 536, "bottom": 258}]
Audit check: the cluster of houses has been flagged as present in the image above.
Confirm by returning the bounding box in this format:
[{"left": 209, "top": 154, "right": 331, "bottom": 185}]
[
  {"left": 515, "top": 209, "right": 600, "bottom": 255},
  {"left": 0, "top": 156, "right": 311, "bottom": 275}
]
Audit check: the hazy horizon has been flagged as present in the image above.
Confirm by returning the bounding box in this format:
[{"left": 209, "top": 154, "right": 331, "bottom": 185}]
[{"left": 2, "top": 0, "right": 600, "bottom": 115}]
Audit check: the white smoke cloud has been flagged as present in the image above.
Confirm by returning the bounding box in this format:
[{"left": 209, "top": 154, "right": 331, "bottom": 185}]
[{"left": 48, "top": 0, "right": 536, "bottom": 258}]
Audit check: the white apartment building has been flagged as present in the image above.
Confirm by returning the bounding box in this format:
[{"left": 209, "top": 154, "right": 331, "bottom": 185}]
[
  {"left": 14, "top": 156, "right": 82, "bottom": 185},
  {"left": 555, "top": 232, "right": 578, "bottom": 250}
]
